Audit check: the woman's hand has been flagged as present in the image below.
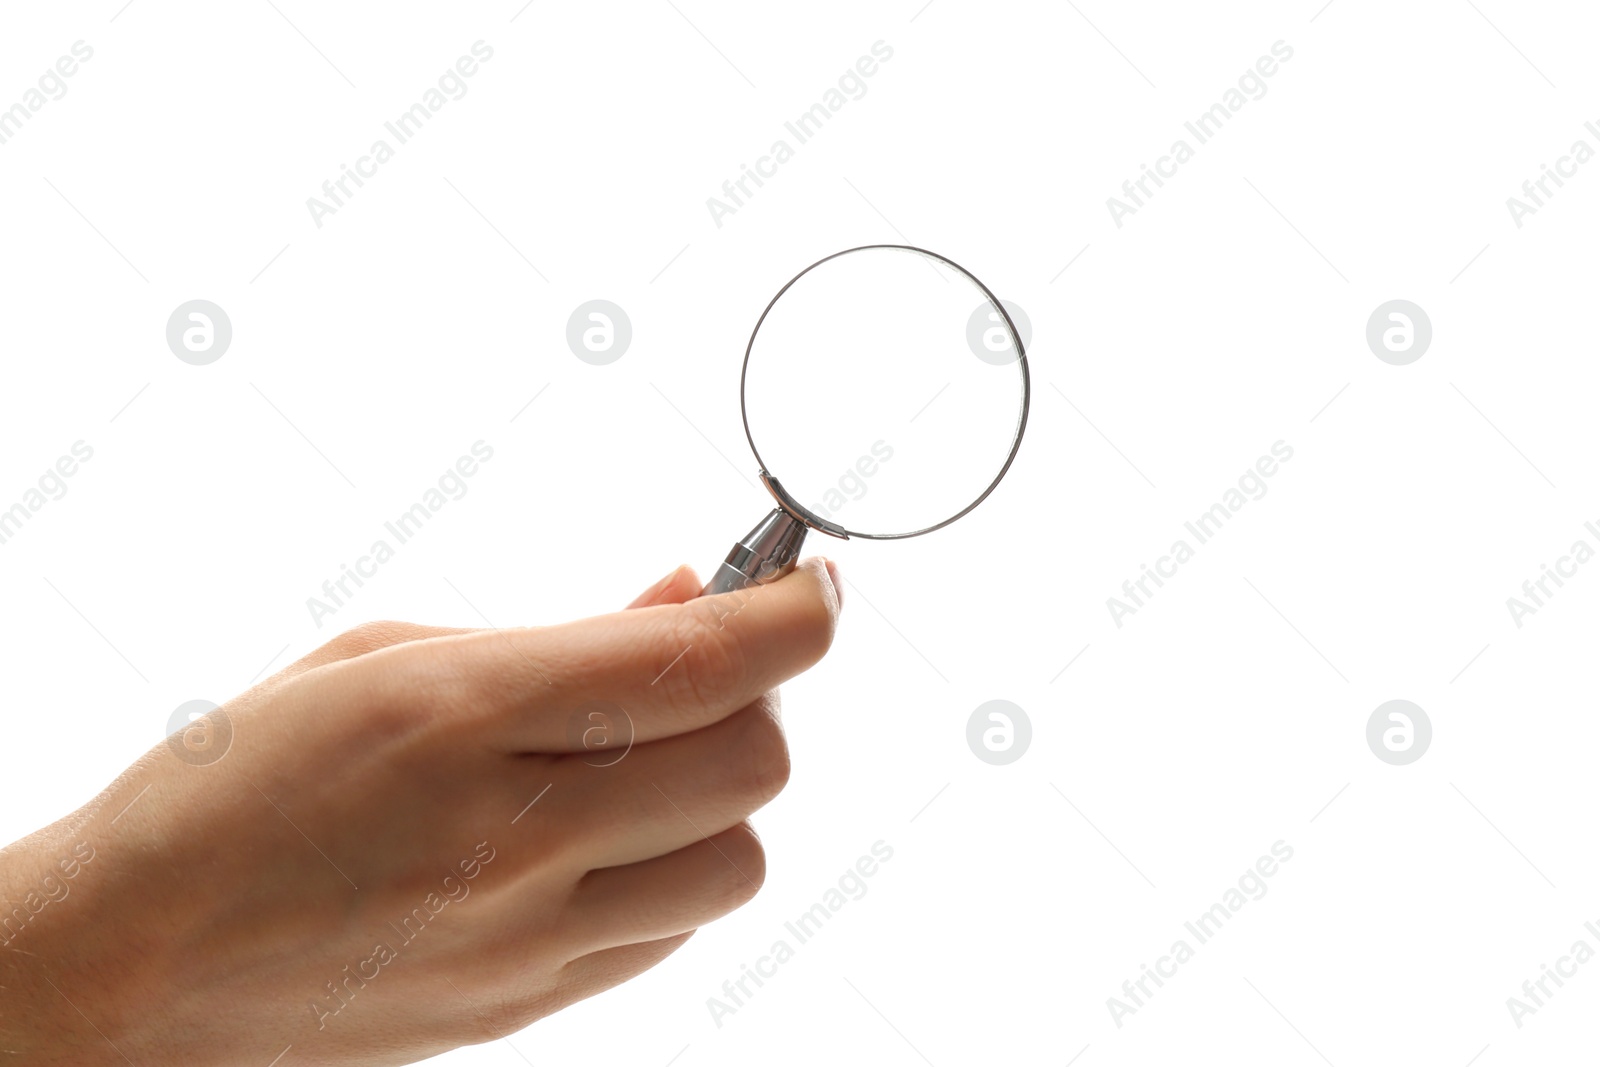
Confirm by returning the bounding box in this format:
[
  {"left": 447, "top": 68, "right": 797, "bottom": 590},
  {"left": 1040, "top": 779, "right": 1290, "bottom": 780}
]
[{"left": 0, "top": 559, "right": 841, "bottom": 1066}]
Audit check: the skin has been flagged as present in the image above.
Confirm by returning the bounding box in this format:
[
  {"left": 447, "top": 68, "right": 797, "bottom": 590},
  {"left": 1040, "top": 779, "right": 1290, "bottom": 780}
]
[{"left": 0, "top": 558, "right": 842, "bottom": 1065}]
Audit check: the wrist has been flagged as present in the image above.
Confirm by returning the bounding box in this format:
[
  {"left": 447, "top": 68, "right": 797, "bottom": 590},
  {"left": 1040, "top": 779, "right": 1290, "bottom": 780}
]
[{"left": 0, "top": 821, "right": 172, "bottom": 1065}]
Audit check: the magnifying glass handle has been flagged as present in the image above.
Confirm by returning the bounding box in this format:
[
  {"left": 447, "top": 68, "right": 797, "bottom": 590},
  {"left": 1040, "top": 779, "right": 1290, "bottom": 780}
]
[{"left": 701, "top": 509, "right": 808, "bottom": 596}]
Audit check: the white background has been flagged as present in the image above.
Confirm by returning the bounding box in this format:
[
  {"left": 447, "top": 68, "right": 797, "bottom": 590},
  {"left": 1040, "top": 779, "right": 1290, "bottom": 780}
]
[{"left": 2, "top": 1, "right": 1599, "bottom": 1064}]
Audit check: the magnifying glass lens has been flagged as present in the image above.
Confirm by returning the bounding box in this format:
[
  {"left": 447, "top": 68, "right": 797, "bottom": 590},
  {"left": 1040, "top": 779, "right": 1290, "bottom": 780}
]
[{"left": 742, "top": 246, "right": 1027, "bottom": 539}]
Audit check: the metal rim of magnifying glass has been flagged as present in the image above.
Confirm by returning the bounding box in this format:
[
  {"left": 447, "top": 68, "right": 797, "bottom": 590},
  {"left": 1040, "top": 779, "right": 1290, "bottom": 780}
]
[{"left": 739, "top": 243, "right": 1031, "bottom": 542}]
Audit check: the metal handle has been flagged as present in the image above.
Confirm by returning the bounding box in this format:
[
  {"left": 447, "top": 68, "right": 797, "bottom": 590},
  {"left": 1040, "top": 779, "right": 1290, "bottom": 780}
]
[{"left": 701, "top": 509, "right": 809, "bottom": 596}]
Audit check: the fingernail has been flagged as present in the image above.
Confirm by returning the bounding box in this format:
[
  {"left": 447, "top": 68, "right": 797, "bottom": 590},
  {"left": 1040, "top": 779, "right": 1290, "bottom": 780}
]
[{"left": 824, "top": 558, "right": 844, "bottom": 610}]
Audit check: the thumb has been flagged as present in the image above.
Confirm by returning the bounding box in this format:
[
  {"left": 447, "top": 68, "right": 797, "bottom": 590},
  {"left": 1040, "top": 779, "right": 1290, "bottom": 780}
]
[{"left": 625, "top": 564, "right": 702, "bottom": 609}]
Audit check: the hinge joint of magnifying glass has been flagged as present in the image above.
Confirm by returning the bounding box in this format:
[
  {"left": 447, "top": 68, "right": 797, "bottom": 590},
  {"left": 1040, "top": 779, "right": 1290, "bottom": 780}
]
[{"left": 759, "top": 471, "right": 849, "bottom": 540}]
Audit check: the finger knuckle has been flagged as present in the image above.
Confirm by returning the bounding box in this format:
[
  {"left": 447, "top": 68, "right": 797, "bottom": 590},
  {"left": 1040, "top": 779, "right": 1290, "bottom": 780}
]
[
  {"left": 721, "top": 823, "right": 767, "bottom": 900},
  {"left": 733, "top": 704, "right": 791, "bottom": 805},
  {"left": 323, "top": 640, "right": 476, "bottom": 742},
  {"left": 468, "top": 997, "right": 544, "bottom": 1041},
  {"left": 654, "top": 604, "right": 747, "bottom": 716},
  {"left": 327, "top": 619, "right": 414, "bottom": 659},
  {"left": 686, "top": 824, "right": 767, "bottom": 919}
]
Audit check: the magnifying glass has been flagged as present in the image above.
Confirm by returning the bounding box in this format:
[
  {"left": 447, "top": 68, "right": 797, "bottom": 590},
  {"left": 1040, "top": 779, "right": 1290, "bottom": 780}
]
[{"left": 702, "top": 244, "right": 1030, "bottom": 596}]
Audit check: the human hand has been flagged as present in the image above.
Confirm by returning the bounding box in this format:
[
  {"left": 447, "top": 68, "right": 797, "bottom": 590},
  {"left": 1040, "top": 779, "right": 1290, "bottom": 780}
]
[{"left": 0, "top": 559, "right": 841, "bottom": 1066}]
